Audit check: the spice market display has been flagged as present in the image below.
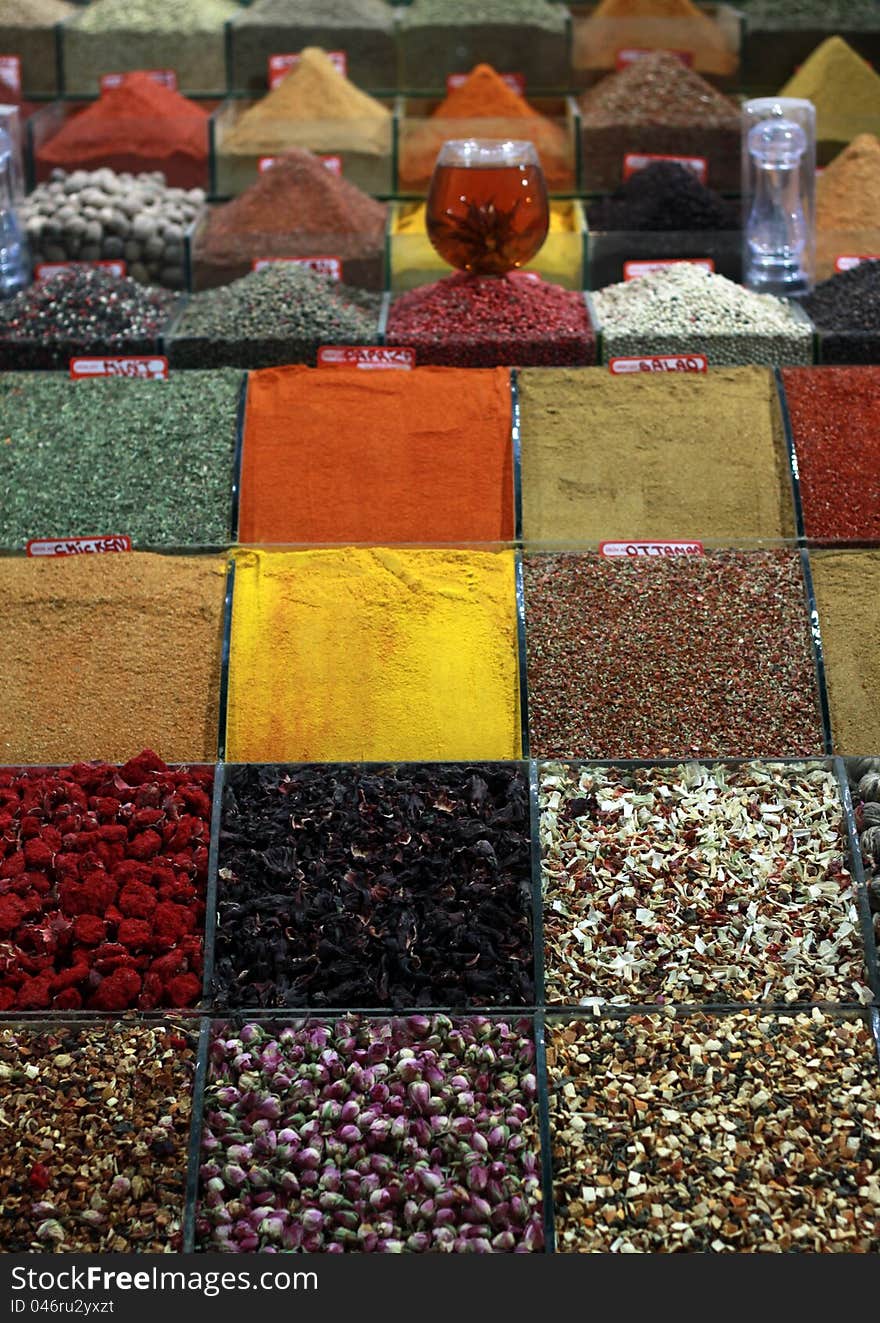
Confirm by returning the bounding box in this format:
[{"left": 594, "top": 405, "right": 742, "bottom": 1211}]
[{"left": 1, "top": 0, "right": 880, "bottom": 1262}]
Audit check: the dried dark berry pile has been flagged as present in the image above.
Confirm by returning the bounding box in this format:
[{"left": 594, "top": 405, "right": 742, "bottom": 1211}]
[
  {"left": 586, "top": 162, "right": 739, "bottom": 232},
  {"left": 213, "top": 763, "right": 534, "bottom": 1008},
  {"left": 0, "top": 751, "right": 212, "bottom": 1011}
]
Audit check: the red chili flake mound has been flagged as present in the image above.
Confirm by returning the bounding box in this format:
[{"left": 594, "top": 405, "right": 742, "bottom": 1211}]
[
  {"left": 0, "top": 751, "right": 212, "bottom": 1012},
  {"left": 385, "top": 271, "right": 596, "bottom": 367},
  {"left": 782, "top": 366, "right": 880, "bottom": 542}
]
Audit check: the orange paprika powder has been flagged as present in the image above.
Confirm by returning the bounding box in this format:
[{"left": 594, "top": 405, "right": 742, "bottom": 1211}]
[{"left": 238, "top": 363, "right": 515, "bottom": 545}]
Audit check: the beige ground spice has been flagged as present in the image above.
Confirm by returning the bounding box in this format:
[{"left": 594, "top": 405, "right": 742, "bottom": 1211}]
[
  {"left": 519, "top": 366, "right": 795, "bottom": 542},
  {"left": 811, "top": 549, "right": 880, "bottom": 755},
  {"left": 0, "top": 552, "right": 227, "bottom": 765}
]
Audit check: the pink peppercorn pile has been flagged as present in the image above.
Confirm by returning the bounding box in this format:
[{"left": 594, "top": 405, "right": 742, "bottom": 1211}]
[
  {"left": 386, "top": 271, "right": 596, "bottom": 367},
  {"left": 0, "top": 750, "right": 212, "bottom": 1012}
]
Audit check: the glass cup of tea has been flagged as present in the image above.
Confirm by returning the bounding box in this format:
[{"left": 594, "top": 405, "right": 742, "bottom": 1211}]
[{"left": 425, "top": 138, "right": 550, "bottom": 277}]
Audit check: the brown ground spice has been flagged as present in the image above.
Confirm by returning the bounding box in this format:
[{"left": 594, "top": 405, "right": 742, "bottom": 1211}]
[
  {"left": 519, "top": 366, "right": 795, "bottom": 542},
  {"left": 811, "top": 549, "right": 880, "bottom": 755},
  {"left": 0, "top": 553, "right": 227, "bottom": 765}
]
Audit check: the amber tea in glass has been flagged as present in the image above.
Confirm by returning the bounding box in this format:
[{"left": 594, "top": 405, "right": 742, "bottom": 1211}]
[{"left": 426, "top": 139, "right": 550, "bottom": 276}]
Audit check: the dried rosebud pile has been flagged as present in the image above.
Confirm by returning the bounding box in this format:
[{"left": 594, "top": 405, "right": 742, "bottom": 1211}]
[
  {"left": 197, "top": 1016, "right": 544, "bottom": 1253},
  {"left": 1, "top": 1023, "right": 195, "bottom": 1252},
  {"left": 548, "top": 1012, "right": 880, "bottom": 1253},
  {"left": 846, "top": 755, "right": 880, "bottom": 955},
  {"left": 0, "top": 751, "right": 212, "bottom": 1011},
  {"left": 213, "top": 763, "right": 534, "bottom": 1009}
]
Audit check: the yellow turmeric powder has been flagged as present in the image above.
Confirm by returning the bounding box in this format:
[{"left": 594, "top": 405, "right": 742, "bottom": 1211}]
[{"left": 226, "top": 546, "right": 522, "bottom": 763}]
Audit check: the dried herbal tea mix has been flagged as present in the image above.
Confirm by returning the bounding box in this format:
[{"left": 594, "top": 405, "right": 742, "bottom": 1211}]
[
  {"left": 1, "top": 1023, "right": 196, "bottom": 1252},
  {"left": 523, "top": 550, "right": 825, "bottom": 760},
  {"left": 197, "top": 1016, "right": 544, "bottom": 1253},
  {"left": 548, "top": 1012, "right": 880, "bottom": 1253},
  {"left": 539, "top": 760, "right": 872, "bottom": 1006},
  {"left": 213, "top": 763, "right": 534, "bottom": 1009},
  {"left": 0, "top": 751, "right": 211, "bottom": 1013}
]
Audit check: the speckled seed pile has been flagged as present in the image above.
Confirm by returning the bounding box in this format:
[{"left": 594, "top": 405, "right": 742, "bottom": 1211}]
[
  {"left": 539, "top": 761, "right": 871, "bottom": 1007},
  {"left": 846, "top": 756, "right": 880, "bottom": 955},
  {"left": 523, "top": 550, "right": 825, "bottom": 760},
  {"left": 593, "top": 263, "right": 814, "bottom": 365},
  {"left": 168, "top": 262, "right": 380, "bottom": 367},
  {"left": 21, "top": 168, "right": 205, "bottom": 289},
  {"left": 0, "top": 1024, "right": 196, "bottom": 1252},
  {"left": 548, "top": 1012, "right": 880, "bottom": 1253}
]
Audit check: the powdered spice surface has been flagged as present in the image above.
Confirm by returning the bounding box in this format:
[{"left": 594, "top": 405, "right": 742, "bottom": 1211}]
[
  {"left": 811, "top": 549, "right": 880, "bottom": 754},
  {"left": 226, "top": 547, "right": 521, "bottom": 763},
  {"left": 0, "top": 553, "right": 227, "bottom": 765},
  {"left": 519, "top": 366, "right": 794, "bottom": 542},
  {"left": 238, "top": 364, "right": 514, "bottom": 544}
]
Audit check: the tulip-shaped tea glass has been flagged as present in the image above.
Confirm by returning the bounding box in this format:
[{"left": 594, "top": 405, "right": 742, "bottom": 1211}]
[{"left": 425, "top": 138, "right": 550, "bottom": 276}]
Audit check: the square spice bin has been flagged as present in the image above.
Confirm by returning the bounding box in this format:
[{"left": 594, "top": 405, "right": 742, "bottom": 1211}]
[
  {"left": 387, "top": 199, "right": 587, "bottom": 294},
  {"left": 0, "top": 17, "right": 63, "bottom": 97},
  {"left": 235, "top": 363, "right": 516, "bottom": 545},
  {"left": 0, "top": 1019, "right": 199, "bottom": 1253},
  {"left": 537, "top": 757, "right": 879, "bottom": 1010},
  {"left": 396, "top": 7, "right": 572, "bottom": 96},
  {"left": 224, "top": 5, "right": 399, "bottom": 94},
  {"left": 521, "top": 545, "right": 830, "bottom": 762},
  {"left": 385, "top": 280, "right": 598, "bottom": 369},
  {"left": 584, "top": 230, "right": 742, "bottom": 289},
  {"left": 25, "top": 98, "right": 215, "bottom": 193},
  {"left": 0, "top": 755, "right": 217, "bottom": 1016},
  {"left": 567, "top": 2, "right": 743, "bottom": 92},
  {"left": 0, "top": 551, "right": 230, "bottom": 768},
  {"left": 596, "top": 295, "right": 816, "bottom": 368},
  {"left": 809, "top": 549, "right": 880, "bottom": 758},
  {"left": 814, "top": 326, "right": 880, "bottom": 368},
  {"left": 57, "top": 10, "right": 230, "bottom": 97},
  {"left": 545, "top": 1009, "right": 880, "bottom": 1253},
  {"left": 205, "top": 761, "right": 536, "bottom": 1012},
  {"left": 223, "top": 545, "right": 525, "bottom": 765},
  {"left": 208, "top": 96, "right": 395, "bottom": 199},
  {"left": 740, "top": 20, "right": 880, "bottom": 98},
  {"left": 0, "top": 370, "right": 245, "bottom": 551},
  {"left": 517, "top": 365, "right": 798, "bottom": 545},
  {"left": 185, "top": 207, "right": 385, "bottom": 294},
  {"left": 0, "top": 289, "right": 182, "bottom": 372},
  {"left": 394, "top": 94, "right": 580, "bottom": 196},
  {"left": 191, "top": 1014, "right": 546, "bottom": 1253}
]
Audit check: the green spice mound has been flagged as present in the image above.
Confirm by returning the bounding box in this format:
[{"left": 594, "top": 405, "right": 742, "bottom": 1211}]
[
  {"left": 740, "top": 0, "right": 880, "bottom": 29},
  {"left": 0, "top": 370, "right": 241, "bottom": 548},
  {"left": 399, "top": 0, "right": 566, "bottom": 27},
  {"left": 169, "top": 263, "right": 380, "bottom": 367},
  {"left": 68, "top": 0, "right": 237, "bottom": 33},
  {"left": 239, "top": 0, "right": 393, "bottom": 27}
]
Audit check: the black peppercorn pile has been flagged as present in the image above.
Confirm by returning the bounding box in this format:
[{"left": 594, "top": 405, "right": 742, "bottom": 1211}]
[
  {"left": 0, "top": 267, "right": 175, "bottom": 369},
  {"left": 213, "top": 763, "right": 535, "bottom": 1009},
  {"left": 801, "top": 259, "right": 880, "bottom": 364},
  {"left": 587, "top": 162, "right": 740, "bottom": 233}
]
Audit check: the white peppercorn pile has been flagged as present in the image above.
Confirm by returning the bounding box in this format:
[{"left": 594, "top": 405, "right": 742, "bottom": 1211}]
[
  {"left": 540, "top": 760, "right": 873, "bottom": 1008},
  {"left": 548, "top": 1011, "right": 880, "bottom": 1253},
  {"left": 167, "top": 262, "right": 381, "bottom": 368},
  {"left": 846, "top": 756, "right": 880, "bottom": 956},
  {"left": 21, "top": 168, "right": 205, "bottom": 290},
  {"left": 593, "top": 264, "right": 814, "bottom": 366}
]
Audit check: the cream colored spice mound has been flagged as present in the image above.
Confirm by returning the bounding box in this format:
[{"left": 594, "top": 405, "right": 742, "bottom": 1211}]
[
  {"left": 519, "top": 365, "right": 794, "bottom": 542},
  {"left": 811, "top": 549, "right": 880, "bottom": 755}
]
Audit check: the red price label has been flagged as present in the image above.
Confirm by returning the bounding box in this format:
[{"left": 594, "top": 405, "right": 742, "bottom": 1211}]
[
  {"left": 835, "top": 254, "right": 880, "bottom": 272},
  {"left": 100, "top": 69, "right": 177, "bottom": 93},
  {"left": 599, "top": 541, "right": 704, "bottom": 558},
  {"left": 27, "top": 535, "right": 133, "bottom": 557},
  {"left": 623, "top": 152, "right": 708, "bottom": 184},
  {"left": 609, "top": 354, "right": 708, "bottom": 374},
  {"left": 317, "top": 346, "right": 415, "bottom": 370},
  {"left": 251, "top": 256, "right": 342, "bottom": 279},
  {"left": 259, "top": 154, "right": 341, "bottom": 175},
  {"left": 446, "top": 71, "right": 525, "bottom": 95},
  {"left": 269, "top": 51, "right": 347, "bottom": 88},
  {"left": 69, "top": 356, "right": 169, "bottom": 380},
  {"left": 37, "top": 260, "right": 127, "bottom": 280},
  {"left": 616, "top": 48, "right": 694, "bottom": 70},
  {"left": 0, "top": 55, "right": 22, "bottom": 101},
  {"left": 623, "top": 258, "right": 715, "bottom": 280}
]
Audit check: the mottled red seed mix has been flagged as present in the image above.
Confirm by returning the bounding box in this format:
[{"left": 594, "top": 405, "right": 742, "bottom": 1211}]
[{"left": 782, "top": 366, "right": 880, "bottom": 541}]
